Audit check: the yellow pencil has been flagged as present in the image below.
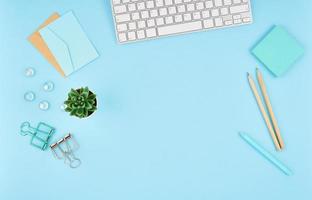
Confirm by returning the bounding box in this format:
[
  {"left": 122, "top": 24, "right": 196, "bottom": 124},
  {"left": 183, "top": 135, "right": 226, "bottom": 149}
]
[
  {"left": 247, "top": 72, "right": 282, "bottom": 151},
  {"left": 256, "top": 69, "right": 284, "bottom": 149}
]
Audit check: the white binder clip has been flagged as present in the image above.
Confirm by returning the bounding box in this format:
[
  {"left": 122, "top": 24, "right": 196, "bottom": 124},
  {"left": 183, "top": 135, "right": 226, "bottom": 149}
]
[{"left": 50, "top": 133, "right": 81, "bottom": 168}]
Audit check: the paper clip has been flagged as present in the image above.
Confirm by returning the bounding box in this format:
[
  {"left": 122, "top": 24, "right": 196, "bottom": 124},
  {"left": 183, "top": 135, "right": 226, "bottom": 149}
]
[
  {"left": 20, "top": 121, "right": 55, "bottom": 150},
  {"left": 50, "top": 134, "right": 81, "bottom": 168}
]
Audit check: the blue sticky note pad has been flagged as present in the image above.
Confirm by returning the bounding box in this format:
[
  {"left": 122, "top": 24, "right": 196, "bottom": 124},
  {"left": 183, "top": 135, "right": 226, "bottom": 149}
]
[
  {"left": 251, "top": 26, "right": 304, "bottom": 76},
  {"left": 39, "top": 11, "right": 99, "bottom": 76}
]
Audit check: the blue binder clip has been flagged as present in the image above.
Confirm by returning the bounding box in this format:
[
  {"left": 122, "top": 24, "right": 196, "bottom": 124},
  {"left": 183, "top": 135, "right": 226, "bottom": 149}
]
[{"left": 20, "top": 121, "right": 55, "bottom": 150}]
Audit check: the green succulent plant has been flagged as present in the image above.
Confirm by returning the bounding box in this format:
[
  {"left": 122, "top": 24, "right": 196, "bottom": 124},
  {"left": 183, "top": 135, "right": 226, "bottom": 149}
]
[{"left": 64, "top": 87, "right": 97, "bottom": 118}]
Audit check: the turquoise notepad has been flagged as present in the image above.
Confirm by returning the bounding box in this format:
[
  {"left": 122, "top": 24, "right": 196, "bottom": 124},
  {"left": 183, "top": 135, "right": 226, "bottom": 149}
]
[
  {"left": 39, "top": 11, "right": 99, "bottom": 76},
  {"left": 251, "top": 26, "right": 304, "bottom": 76}
]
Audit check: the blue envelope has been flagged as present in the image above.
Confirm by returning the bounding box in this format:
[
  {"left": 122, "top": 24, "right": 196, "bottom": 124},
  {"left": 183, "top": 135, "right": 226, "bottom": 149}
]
[{"left": 39, "top": 11, "right": 99, "bottom": 76}]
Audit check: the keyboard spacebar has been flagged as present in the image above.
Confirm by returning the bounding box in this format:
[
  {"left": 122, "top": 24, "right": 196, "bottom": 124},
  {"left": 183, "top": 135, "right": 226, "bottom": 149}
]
[{"left": 157, "top": 21, "right": 203, "bottom": 36}]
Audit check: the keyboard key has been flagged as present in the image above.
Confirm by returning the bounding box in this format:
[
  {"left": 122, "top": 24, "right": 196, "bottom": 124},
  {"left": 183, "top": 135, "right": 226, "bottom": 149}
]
[
  {"left": 150, "top": 9, "right": 158, "bottom": 17},
  {"left": 131, "top": 12, "right": 140, "bottom": 20},
  {"left": 117, "top": 23, "right": 127, "bottom": 32},
  {"left": 233, "top": 15, "right": 241, "bottom": 19},
  {"left": 187, "top": 4, "right": 195, "bottom": 11},
  {"left": 192, "top": 12, "right": 201, "bottom": 20},
  {"left": 183, "top": 13, "right": 192, "bottom": 21},
  {"left": 138, "top": 20, "right": 146, "bottom": 28},
  {"left": 141, "top": 11, "right": 149, "bottom": 19},
  {"left": 222, "top": 15, "right": 232, "bottom": 21},
  {"left": 214, "top": 18, "right": 223, "bottom": 26},
  {"left": 146, "top": 1, "right": 155, "bottom": 8},
  {"left": 137, "top": 30, "right": 146, "bottom": 39},
  {"left": 159, "top": 8, "right": 168, "bottom": 16},
  {"left": 165, "top": 16, "right": 174, "bottom": 24},
  {"left": 147, "top": 19, "right": 156, "bottom": 27},
  {"left": 220, "top": 7, "right": 229, "bottom": 15},
  {"left": 118, "top": 33, "right": 127, "bottom": 42},
  {"left": 155, "top": 0, "right": 164, "bottom": 7},
  {"left": 233, "top": 0, "right": 241, "bottom": 4},
  {"left": 234, "top": 19, "right": 242, "bottom": 24},
  {"left": 137, "top": 2, "right": 145, "bottom": 10},
  {"left": 128, "top": 31, "right": 136, "bottom": 40},
  {"left": 158, "top": 21, "right": 202, "bottom": 36},
  {"left": 128, "top": 4, "right": 136, "bottom": 12},
  {"left": 205, "top": 1, "right": 213, "bottom": 8},
  {"left": 113, "top": 0, "right": 121, "bottom": 5},
  {"left": 224, "top": 0, "right": 232, "bottom": 6},
  {"left": 196, "top": 2, "right": 204, "bottom": 10},
  {"left": 114, "top": 5, "right": 127, "bottom": 14},
  {"left": 174, "top": 14, "right": 183, "bottom": 22},
  {"left": 177, "top": 5, "right": 186, "bottom": 13},
  {"left": 203, "top": 19, "right": 214, "bottom": 28},
  {"left": 224, "top": 20, "right": 233, "bottom": 25},
  {"left": 214, "top": 0, "right": 223, "bottom": 7},
  {"left": 243, "top": 17, "right": 252, "bottom": 22},
  {"left": 240, "top": 12, "right": 251, "bottom": 18},
  {"left": 128, "top": 22, "right": 136, "bottom": 30},
  {"left": 202, "top": 10, "right": 210, "bottom": 18},
  {"left": 116, "top": 14, "right": 131, "bottom": 23},
  {"left": 156, "top": 17, "right": 165, "bottom": 25},
  {"left": 165, "top": 0, "right": 173, "bottom": 6},
  {"left": 146, "top": 28, "right": 157, "bottom": 37},
  {"left": 230, "top": 4, "right": 249, "bottom": 14},
  {"left": 211, "top": 9, "right": 220, "bottom": 17},
  {"left": 168, "top": 6, "right": 177, "bottom": 14}
]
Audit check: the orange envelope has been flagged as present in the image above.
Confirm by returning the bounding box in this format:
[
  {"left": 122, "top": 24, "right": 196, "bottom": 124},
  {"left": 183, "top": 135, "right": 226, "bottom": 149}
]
[{"left": 28, "top": 13, "right": 65, "bottom": 77}]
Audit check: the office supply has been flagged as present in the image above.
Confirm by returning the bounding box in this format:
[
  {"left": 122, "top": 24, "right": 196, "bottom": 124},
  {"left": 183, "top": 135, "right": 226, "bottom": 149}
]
[
  {"left": 43, "top": 81, "right": 54, "bottom": 92},
  {"left": 251, "top": 25, "right": 304, "bottom": 76},
  {"left": 239, "top": 132, "right": 292, "bottom": 176},
  {"left": 256, "top": 69, "right": 284, "bottom": 147},
  {"left": 28, "top": 11, "right": 99, "bottom": 77},
  {"left": 111, "top": 0, "right": 253, "bottom": 43},
  {"left": 25, "top": 67, "right": 36, "bottom": 77},
  {"left": 39, "top": 11, "right": 99, "bottom": 76},
  {"left": 39, "top": 100, "right": 50, "bottom": 111},
  {"left": 247, "top": 70, "right": 284, "bottom": 151},
  {"left": 50, "top": 133, "right": 81, "bottom": 168},
  {"left": 20, "top": 121, "right": 55, "bottom": 150},
  {"left": 28, "top": 13, "right": 65, "bottom": 76},
  {"left": 24, "top": 91, "right": 36, "bottom": 102}
]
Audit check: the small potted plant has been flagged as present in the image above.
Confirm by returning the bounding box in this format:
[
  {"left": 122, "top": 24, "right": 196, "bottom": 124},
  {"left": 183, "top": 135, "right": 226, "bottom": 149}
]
[{"left": 64, "top": 87, "right": 97, "bottom": 118}]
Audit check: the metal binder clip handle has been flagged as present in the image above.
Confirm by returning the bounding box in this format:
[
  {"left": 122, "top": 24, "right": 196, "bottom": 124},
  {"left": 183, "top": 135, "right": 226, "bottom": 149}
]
[
  {"left": 68, "top": 155, "right": 81, "bottom": 169},
  {"left": 64, "top": 139, "right": 81, "bottom": 168},
  {"left": 50, "top": 142, "right": 63, "bottom": 159},
  {"left": 50, "top": 133, "right": 82, "bottom": 168},
  {"left": 61, "top": 148, "right": 81, "bottom": 168},
  {"left": 20, "top": 122, "right": 36, "bottom": 136}
]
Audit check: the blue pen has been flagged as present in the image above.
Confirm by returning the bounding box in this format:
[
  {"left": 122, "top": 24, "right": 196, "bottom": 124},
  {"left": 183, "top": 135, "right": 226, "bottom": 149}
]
[{"left": 239, "top": 132, "right": 293, "bottom": 176}]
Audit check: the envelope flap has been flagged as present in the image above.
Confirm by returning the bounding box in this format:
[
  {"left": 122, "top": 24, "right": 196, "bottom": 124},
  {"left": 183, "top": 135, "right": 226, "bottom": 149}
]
[{"left": 39, "top": 27, "right": 74, "bottom": 76}]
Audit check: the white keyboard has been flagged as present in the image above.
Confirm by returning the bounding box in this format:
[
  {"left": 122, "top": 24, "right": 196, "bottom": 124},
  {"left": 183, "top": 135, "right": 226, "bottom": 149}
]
[{"left": 111, "top": 0, "right": 253, "bottom": 43}]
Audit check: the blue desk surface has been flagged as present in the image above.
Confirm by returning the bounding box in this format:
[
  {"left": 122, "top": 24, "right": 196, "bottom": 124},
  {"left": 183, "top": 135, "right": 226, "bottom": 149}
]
[{"left": 0, "top": 0, "right": 311, "bottom": 199}]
